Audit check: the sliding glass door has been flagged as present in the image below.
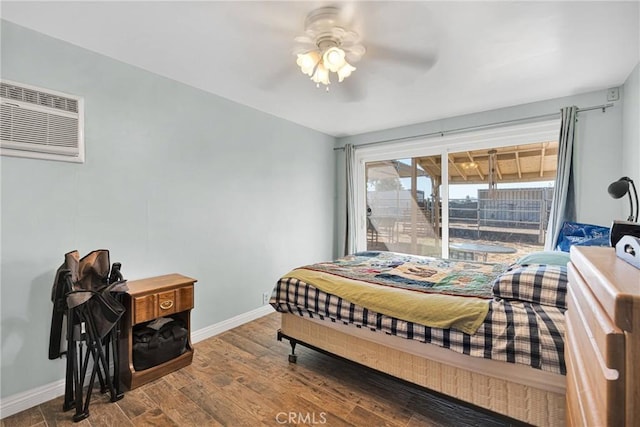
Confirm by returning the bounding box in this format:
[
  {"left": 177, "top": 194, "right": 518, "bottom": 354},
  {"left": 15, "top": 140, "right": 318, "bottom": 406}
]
[
  {"left": 355, "top": 120, "right": 560, "bottom": 263},
  {"left": 366, "top": 156, "right": 442, "bottom": 256},
  {"left": 446, "top": 142, "right": 556, "bottom": 263}
]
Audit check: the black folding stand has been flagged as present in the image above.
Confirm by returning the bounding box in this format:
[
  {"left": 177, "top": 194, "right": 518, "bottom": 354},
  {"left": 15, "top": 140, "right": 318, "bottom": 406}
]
[{"left": 50, "top": 266, "right": 125, "bottom": 422}]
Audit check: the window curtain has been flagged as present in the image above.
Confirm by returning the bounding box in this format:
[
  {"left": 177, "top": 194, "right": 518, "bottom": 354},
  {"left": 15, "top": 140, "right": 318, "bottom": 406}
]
[
  {"left": 344, "top": 143, "right": 358, "bottom": 255},
  {"left": 545, "top": 106, "right": 578, "bottom": 250}
]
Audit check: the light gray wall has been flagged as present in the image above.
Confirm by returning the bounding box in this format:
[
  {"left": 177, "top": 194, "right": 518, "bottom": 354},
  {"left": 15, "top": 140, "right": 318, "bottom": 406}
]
[
  {"left": 335, "top": 90, "right": 627, "bottom": 256},
  {"left": 622, "top": 62, "right": 640, "bottom": 206},
  {"left": 0, "top": 21, "right": 336, "bottom": 398}
]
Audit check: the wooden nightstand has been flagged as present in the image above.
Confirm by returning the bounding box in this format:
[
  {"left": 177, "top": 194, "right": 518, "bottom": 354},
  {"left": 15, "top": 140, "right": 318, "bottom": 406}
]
[{"left": 119, "top": 273, "right": 196, "bottom": 390}]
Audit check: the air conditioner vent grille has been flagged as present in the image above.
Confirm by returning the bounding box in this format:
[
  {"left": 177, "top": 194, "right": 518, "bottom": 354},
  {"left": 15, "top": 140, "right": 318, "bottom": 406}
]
[
  {"left": 1, "top": 80, "right": 84, "bottom": 162},
  {"left": 1, "top": 82, "right": 78, "bottom": 113},
  {"left": 1, "top": 104, "right": 78, "bottom": 148}
]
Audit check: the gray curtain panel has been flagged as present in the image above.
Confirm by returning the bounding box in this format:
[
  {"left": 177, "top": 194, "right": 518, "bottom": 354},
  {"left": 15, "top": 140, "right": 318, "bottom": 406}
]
[
  {"left": 545, "top": 106, "right": 578, "bottom": 250},
  {"left": 344, "top": 143, "right": 358, "bottom": 255}
]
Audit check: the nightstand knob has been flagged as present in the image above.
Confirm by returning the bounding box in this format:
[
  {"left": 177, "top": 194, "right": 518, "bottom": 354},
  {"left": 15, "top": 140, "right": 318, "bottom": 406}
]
[{"left": 160, "top": 300, "right": 174, "bottom": 310}]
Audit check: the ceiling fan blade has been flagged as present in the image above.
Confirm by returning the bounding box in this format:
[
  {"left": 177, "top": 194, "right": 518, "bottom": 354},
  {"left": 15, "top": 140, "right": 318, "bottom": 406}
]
[
  {"left": 336, "top": 3, "right": 359, "bottom": 29},
  {"left": 294, "top": 35, "right": 315, "bottom": 44},
  {"left": 292, "top": 44, "right": 316, "bottom": 55},
  {"left": 345, "top": 44, "right": 366, "bottom": 63},
  {"left": 366, "top": 42, "right": 438, "bottom": 70},
  {"left": 257, "top": 63, "right": 298, "bottom": 91},
  {"left": 336, "top": 76, "right": 367, "bottom": 103}
]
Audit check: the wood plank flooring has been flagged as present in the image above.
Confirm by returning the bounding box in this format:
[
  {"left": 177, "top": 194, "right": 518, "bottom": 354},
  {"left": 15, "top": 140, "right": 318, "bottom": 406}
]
[{"left": 1, "top": 313, "right": 524, "bottom": 426}]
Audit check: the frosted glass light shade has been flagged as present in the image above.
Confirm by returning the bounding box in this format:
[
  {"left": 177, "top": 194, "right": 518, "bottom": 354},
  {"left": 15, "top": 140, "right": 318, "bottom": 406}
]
[
  {"left": 311, "top": 62, "right": 330, "bottom": 85},
  {"left": 296, "top": 51, "right": 321, "bottom": 76},
  {"left": 322, "top": 47, "right": 346, "bottom": 72},
  {"left": 336, "top": 63, "right": 356, "bottom": 82},
  {"left": 297, "top": 47, "right": 357, "bottom": 86}
]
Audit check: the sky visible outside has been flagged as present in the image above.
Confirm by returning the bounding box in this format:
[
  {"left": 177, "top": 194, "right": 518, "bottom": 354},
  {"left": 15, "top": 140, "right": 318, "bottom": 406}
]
[{"left": 399, "top": 177, "right": 555, "bottom": 199}]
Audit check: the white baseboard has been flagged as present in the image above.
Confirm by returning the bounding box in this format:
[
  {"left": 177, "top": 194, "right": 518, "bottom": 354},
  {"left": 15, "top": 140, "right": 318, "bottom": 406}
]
[
  {"left": 0, "top": 377, "right": 68, "bottom": 420},
  {"left": 0, "top": 305, "right": 275, "bottom": 419},
  {"left": 191, "top": 304, "right": 274, "bottom": 344}
]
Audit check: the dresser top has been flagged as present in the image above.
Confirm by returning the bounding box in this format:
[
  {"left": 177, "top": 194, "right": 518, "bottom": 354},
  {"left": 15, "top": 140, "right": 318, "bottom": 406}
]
[{"left": 570, "top": 246, "right": 640, "bottom": 331}]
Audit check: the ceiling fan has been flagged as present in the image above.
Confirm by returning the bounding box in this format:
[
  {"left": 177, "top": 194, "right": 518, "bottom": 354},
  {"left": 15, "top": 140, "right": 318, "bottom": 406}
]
[
  {"left": 293, "top": 7, "right": 366, "bottom": 88},
  {"left": 290, "top": 5, "right": 438, "bottom": 99}
]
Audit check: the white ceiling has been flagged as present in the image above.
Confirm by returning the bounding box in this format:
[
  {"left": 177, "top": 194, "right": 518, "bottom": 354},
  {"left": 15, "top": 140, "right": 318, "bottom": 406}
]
[{"left": 2, "top": 1, "right": 638, "bottom": 137}]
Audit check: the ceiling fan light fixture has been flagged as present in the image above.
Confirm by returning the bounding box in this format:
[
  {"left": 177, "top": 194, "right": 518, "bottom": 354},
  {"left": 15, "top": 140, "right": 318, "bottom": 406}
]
[
  {"left": 297, "top": 46, "right": 356, "bottom": 86},
  {"left": 336, "top": 62, "right": 356, "bottom": 82},
  {"left": 322, "top": 47, "right": 346, "bottom": 72},
  {"left": 310, "top": 61, "right": 330, "bottom": 86},
  {"left": 295, "top": 7, "right": 364, "bottom": 89},
  {"left": 296, "top": 46, "right": 356, "bottom": 86},
  {"left": 296, "top": 51, "right": 320, "bottom": 76}
]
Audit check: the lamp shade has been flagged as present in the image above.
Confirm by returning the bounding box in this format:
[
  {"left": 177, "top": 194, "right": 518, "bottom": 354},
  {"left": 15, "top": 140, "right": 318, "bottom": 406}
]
[
  {"left": 608, "top": 178, "right": 630, "bottom": 199},
  {"left": 608, "top": 176, "right": 639, "bottom": 222}
]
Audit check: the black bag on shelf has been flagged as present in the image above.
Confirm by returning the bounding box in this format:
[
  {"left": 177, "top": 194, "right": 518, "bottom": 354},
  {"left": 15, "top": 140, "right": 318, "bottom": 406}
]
[{"left": 132, "top": 317, "right": 188, "bottom": 371}]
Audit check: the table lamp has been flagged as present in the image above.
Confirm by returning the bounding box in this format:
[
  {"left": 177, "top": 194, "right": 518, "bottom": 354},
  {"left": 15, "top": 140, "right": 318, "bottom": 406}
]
[
  {"left": 608, "top": 176, "right": 640, "bottom": 247},
  {"left": 608, "top": 176, "right": 638, "bottom": 222}
]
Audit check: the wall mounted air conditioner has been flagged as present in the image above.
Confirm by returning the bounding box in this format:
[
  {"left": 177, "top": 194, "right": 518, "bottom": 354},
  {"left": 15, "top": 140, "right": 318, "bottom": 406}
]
[{"left": 1, "top": 80, "right": 84, "bottom": 163}]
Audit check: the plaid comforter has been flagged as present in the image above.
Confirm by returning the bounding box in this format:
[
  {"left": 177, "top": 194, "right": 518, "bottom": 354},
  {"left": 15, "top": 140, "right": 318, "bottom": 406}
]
[{"left": 271, "top": 276, "right": 566, "bottom": 375}]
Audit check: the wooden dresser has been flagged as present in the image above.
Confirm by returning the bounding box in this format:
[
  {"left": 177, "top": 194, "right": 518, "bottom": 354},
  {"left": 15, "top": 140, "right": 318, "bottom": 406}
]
[
  {"left": 567, "top": 246, "right": 640, "bottom": 426},
  {"left": 119, "top": 274, "right": 196, "bottom": 389}
]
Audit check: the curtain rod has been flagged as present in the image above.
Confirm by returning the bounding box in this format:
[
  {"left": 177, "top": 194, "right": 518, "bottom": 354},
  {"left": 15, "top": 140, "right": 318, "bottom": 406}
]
[{"left": 333, "top": 103, "right": 614, "bottom": 151}]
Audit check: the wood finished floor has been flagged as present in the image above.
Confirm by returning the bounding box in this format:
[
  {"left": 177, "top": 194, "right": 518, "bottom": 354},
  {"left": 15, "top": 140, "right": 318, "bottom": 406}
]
[{"left": 2, "top": 313, "right": 522, "bottom": 427}]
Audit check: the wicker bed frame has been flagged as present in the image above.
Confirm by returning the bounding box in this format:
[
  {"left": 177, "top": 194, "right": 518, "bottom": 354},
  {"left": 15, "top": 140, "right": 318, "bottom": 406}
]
[{"left": 277, "top": 312, "right": 566, "bottom": 426}]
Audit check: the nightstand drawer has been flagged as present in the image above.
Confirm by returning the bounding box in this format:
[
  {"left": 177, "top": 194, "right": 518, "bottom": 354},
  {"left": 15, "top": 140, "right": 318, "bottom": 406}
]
[{"left": 133, "top": 285, "right": 194, "bottom": 324}]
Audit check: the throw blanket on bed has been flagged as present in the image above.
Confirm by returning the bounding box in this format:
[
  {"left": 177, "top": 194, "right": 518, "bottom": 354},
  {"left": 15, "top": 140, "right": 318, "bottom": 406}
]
[
  {"left": 301, "top": 251, "right": 506, "bottom": 297},
  {"left": 282, "top": 252, "right": 508, "bottom": 334}
]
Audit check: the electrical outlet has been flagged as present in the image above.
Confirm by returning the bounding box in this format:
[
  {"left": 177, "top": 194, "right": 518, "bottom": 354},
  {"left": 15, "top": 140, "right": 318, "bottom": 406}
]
[
  {"left": 262, "top": 291, "right": 271, "bottom": 305},
  {"left": 607, "top": 87, "right": 620, "bottom": 102}
]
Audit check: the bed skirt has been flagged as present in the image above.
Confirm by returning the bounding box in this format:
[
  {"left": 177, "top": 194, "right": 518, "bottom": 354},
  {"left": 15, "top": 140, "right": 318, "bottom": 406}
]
[{"left": 279, "top": 313, "right": 566, "bottom": 426}]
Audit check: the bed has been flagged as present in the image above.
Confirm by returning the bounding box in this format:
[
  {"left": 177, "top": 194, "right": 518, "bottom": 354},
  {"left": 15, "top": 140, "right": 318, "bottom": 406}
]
[{"left": 270, "top": 251, "right": 569, "bottom": 426}]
